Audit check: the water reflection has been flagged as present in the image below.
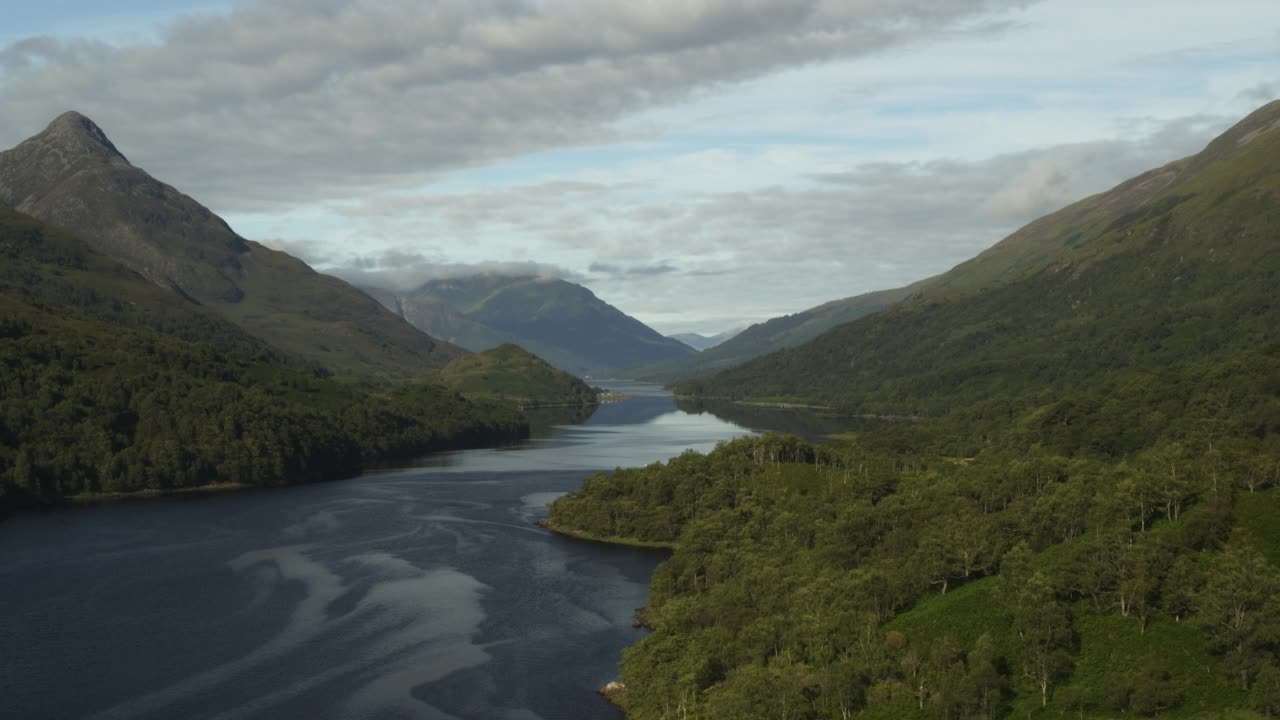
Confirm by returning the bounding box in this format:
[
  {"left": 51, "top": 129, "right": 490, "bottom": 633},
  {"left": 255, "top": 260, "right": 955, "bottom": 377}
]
[
  {"left": 676, "top": 397, "right": 891, "bottom": 442},
  {"left": 0, "top": 383, "right": 758, "bottom": 720},
  {"left": 525, "top": 405, "right": 599, "bottom": 437},
  {"left": 409, "top": 385, "right": 752, "bottom": 474}
]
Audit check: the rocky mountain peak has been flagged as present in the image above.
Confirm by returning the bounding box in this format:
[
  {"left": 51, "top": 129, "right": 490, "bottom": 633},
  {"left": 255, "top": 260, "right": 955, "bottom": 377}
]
[
  {"left": 45, "top": 111, "right": 129, "bottom": 159},
  {"left": 0, "top": 112, "right": 132, "bottom": 211}
]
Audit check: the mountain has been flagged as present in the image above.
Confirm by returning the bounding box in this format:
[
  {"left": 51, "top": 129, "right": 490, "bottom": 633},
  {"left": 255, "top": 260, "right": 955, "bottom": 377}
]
[
  {"left": 670, "top": 329, "right": 743, "bottom": 352},
  {"left": 627, "top": 283, "right": 925, "bottom": 382},
  {"left": 0, "top": 201, "right": 276, "bottom": 359},
  {"left": 0, "top": 203, "right": 525, "bottom": 513},
  {"left": 679, "top": 100, "right": 1280, "bottom": 415},
  {"left": 441, "top": 344, "right": 599, "bottom": 407},
  {"left": 544, "top": 102, "right": 1280, "bottom": 720},
  {"left": 638, "top": 102, "right": 1280, "bottom": 387},
  {"left": 370, "top": 275, "right": 696, "bottom": 376},
  {"left": 0, "top": 112, "right": 464, "bottom": 380}
]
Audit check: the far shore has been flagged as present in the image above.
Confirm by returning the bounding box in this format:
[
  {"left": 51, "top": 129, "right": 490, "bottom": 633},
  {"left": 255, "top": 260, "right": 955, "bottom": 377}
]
[
  {"left": 514, "top": 393, "right": 632, "bottom": 410},
  {"left": 673, "top": 394, "right": 832, "bottom": 411},
  {"left": 674, "top": 395, "right": 920, "bottom": 421},
  {"left": 67, "top": 481, "right": 255, "bottom": 506}
]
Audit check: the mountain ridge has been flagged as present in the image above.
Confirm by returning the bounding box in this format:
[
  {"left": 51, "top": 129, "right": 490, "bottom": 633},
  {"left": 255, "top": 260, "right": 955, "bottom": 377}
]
[
  {"left": 0, "top": 112, "right": 464, "bottom": 379},
  {"left": 670, "top": 329, "right": 742, "bottom": 352},
  {"left": 679, "top": 100, "right": 1280, "bottom": 414},
  {"left": 626, "top": 281, "right": 928, "bottom": 382},
  {"left": 371, "top": 274, "right": 696, "bottom": 376}
]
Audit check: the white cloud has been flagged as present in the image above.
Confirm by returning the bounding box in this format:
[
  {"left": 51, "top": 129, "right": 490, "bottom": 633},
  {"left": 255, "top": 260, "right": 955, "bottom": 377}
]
[
  {"left": 2, "top": 0, "right": 1276, "bottom": 334},
  {"left": 296, "top": 111, "right": 1234, "bottom": 332},
  {"left": 0, "top": 0, "right": 1029, "bottom": 211}
]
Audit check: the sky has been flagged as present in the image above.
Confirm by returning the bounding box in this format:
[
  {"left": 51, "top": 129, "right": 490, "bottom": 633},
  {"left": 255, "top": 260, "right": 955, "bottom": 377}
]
[{"left": 1, "top": 1, "right": 1276, "bottom": 335}]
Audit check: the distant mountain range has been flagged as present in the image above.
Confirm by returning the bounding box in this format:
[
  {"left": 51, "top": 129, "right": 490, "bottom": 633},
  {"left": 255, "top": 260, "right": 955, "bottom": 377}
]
[
  {"left": 368, "top": 275, "right": 695, "bottom": 377},
  {"left": 670, "top": 329, "right": 743, "bottom": 352},
  {"left": 0, "top": 112, "right": 463, "bottom": 380},
  {"left": 679, "top": 99, "right": 1280, "bottom": 416},
  {"left": 627, "top": 284, "right": 927, "bottom": 382}
]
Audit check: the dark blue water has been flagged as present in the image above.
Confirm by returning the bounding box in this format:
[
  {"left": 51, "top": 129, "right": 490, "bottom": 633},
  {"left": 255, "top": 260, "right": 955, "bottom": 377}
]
[{"left": 0, "top": 384, "right": 754, "bottom": 720}]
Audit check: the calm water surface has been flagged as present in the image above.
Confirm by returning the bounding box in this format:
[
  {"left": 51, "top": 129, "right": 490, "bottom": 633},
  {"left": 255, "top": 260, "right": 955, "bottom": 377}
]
[{"left": 0, "top": 383, "right": 756, "bottom": 720}]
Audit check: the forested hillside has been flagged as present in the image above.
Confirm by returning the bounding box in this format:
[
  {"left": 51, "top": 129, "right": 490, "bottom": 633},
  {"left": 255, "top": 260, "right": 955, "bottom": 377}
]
[
  {"left": 441, "top": 343, "right": 600, "bottom": 407},
  {"left": 0, "top": 205, "right": 527, "bottom": 514},
  {"left": 551, "top": 350, "right": 1280, "bottom": 717},
  {"left": 547, "top": 101, "right": 1280, "bottom": 718}
]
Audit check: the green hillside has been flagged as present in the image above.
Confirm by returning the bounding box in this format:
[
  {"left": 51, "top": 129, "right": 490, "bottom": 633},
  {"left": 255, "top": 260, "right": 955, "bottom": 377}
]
[
  {"left": 0, "top": 206, "right": 526, "bottom": 514},
  {"left": 549, "top": 409, "right": 1280, "bottom": 718},
  {"left": 441, "top": 343, "right": 599, "bottom": 407},
  {"left": 627, "top": 283, "right": 924, "bottom": 383},
  {"left": 679, "top": 101, "right": 1280, "bottom": 414},
  {"left": 545, "top": 102, "right": 1280, "bottom": 719},
  {"left": 0, "top": 204, "right": 275, "bottom": 360}
]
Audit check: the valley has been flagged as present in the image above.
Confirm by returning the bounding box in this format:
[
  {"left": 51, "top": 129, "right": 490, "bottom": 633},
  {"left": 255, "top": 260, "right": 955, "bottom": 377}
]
[{"left": 0, "top": 13, "right": 1276, "bottom": 719}]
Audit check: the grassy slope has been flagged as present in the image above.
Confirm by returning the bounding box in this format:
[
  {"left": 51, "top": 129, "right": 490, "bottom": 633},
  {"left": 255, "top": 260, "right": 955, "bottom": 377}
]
[
  {"left": 626, "top": 283, "right": 925, "bottom": 383},
  {"left": 682, "top": 101, "right": 1280, "bottom": 413},
  {"left": 219, "top": 241, "right": 465, "bottom": 381},
  {"left": 627, "top": 107, "right": 1244, "bottom": 387},
  {"left": 0, "top": 204, "right": 274, "bottom": 358}
]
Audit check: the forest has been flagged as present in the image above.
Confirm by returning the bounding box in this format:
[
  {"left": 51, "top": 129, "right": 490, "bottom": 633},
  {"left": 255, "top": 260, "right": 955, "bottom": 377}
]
[
  {"left": 549, "top": 340, "right": 1280, "bottom": 718},
  {"left": 0, "top": 203, "right": 528, "bottom": 514}
]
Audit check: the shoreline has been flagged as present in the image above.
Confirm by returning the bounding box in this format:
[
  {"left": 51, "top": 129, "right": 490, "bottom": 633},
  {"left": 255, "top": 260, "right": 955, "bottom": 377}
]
[
  {"left": 735, "top": 400, "right": 833, "bottom": 410},
  {"left": 536, "top": 517, "right": 654, "bottom": 719},
  {"left": 675, "top": 395, "right": 921, "bottom": 421},
  {"left": 68, "top": 482, "right": 254, "bottom": 506},
  {"left": 4, "top": 425, "right": 532, "bottom": 520},
  {"left": 533, "top": 518, "right": 677, "bottom": 551},
  {"left": 514, "top": 394, "right": 632, "bottom": 411}
]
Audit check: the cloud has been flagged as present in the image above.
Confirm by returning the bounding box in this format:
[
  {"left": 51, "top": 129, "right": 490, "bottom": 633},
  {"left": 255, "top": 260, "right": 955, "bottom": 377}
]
[
  {"left": 259, "top": 236, "right": 332, "bottom": 266},
  {"left": 0, "top": 0, "right": 1031, "bottom": 213},
  {"left": 314, "top": 251, "right": 582, "bottom": 292},
  {"left": 307, "top": 111, "right": 1231, "bottom": 332},
  {"left": 589, "top": 261, "right": 678, "bottom": 277},
  {"left": 1238, "top": 82, "right": 1279, "bottom": 105}
]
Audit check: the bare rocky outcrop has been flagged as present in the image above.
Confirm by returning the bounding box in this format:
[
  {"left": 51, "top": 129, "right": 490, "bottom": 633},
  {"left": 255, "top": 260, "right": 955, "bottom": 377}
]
[{"left": 599, "top": 681, "right": 627, "bottom": 703}]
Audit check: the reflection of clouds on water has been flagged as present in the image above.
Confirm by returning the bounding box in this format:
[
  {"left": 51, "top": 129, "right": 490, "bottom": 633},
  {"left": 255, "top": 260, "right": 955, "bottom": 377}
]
[
  {"left": 500, "top": 710, "right": 548, "bottom": 720},
  {"left": 514, "top": 486, "right": 565, "bottom": 520},
  {"left": 521, "top": 491, "right": 563, "bottom": 509},
  {"left": 87, "top": 545, "right": 339, "bottom": 719},
  {"left": 573, "top": 563, "right": 653, "bottom": 629},
  {"left": 281, "top": 510, "right": 342, "bottom": 539},
  {"left": 4, "top": 384, "right": 763, "bottom": 720},
  {"left": 338, "top": 558, "right": 490, "bottom": 720},
  {"left": 88, "top": 546, "right": 491, "bottom": 720}
]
